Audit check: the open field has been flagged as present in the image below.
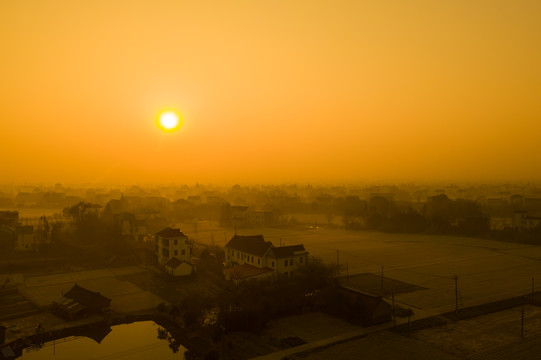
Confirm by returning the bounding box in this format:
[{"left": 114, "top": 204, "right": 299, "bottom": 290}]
[
  {"left": 184, "top": 222, "right": 541, "bottom": 316},
  {"left": 19, "top": 266, "right": 164, "bottom": 313},
  {"left": 414, "top": 306, "right": 541, "bottom": 360}
]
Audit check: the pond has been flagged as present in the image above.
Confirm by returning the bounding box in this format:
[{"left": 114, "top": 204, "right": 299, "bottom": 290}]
[{"left": 17, "top": 321, "right": 186, "bottom": 359}]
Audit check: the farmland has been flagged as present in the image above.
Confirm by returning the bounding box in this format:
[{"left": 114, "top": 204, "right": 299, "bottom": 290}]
[{"left": 183, "top": 221, "right": 541, "bottom": 316}]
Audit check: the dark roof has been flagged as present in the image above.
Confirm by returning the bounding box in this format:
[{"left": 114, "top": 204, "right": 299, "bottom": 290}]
[
  {"left": 165, "top": 257, "right": 192, "bottom": 269},
  {"left": 155, "top": 227, "right": 186, "bottom": 238},
  {"left": 270, "top": 245, "right": 307, "bottom": 258},
  {"left": 226, "top": 235, "right": 272, "bottom": 257},
  {"left": 63, "top": 284, "right": 111, "bottom": 309},
  {"left": 338, "top": 286, "right": 389, "bottom": 312}
]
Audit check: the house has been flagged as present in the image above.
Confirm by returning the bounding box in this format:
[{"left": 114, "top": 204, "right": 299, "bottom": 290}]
[
  {"left": 15, "top": 225, "right": 34, "bottom": 251},
  {"left": 513, "top": 211, "right": 541, "bottom": 230},
  {"left": 246, "top": 211, "right": 274, "bottom": 227},
  {"left": 231, "top": 206, "right": 249, "bottom": 228},
  {"left": 155, "top": 227, "right": 193, "bottom": 265},
  {"left": 228, "top": 206, "right": 274, "bottom": 228},
  {"left": 224, "top": 234, "right": 308, "bottom": 281},
  {"left": 164, "top": 257, "right": 194, "bottom": 277},
  {"left": 53, "top": 284, "right": 111, "bottom": 320},
  {"left": 0, "top": 211, "right": 19, "bottom": 227}
]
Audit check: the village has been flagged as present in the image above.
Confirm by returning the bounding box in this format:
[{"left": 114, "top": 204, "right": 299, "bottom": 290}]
[{"left": 1, "top": 184, "right": 541, "bottom": 359}]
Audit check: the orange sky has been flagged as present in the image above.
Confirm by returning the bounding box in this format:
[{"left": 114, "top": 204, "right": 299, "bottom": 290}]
[{"left": 1, "top": 0, "right": 540, "bottom": 185}]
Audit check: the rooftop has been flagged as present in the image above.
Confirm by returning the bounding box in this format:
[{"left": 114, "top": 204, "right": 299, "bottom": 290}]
[
  {"left": 226, "top": 235, "right": 272, "bottom": 257},
  {"left": 155, "top": 227, "right": 186, "bottom": 238}
]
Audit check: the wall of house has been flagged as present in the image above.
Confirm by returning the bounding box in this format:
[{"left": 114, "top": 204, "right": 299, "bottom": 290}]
[
  {"left": 168, "top": 262, "right": 193, "bottom": 276},
  {"left": 156, "top": 235, "right": 192, "bottom": 265},
  {"left": 225, "top": 247, "right": 265, "bottom": 268},
  {"left": 271, "top": 253, "right": 308, "bottom": 277}
]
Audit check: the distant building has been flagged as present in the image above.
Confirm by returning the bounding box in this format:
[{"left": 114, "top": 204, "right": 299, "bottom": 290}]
[
  {"left": 0, "top": 211, "right": 19, "bottom": 227},
  {"left": 224, "top": 234, "right": 308, "bottom": 282},
  {"left": 15, "top": 225, "right": 34, "bottom": 251},
  {"left": 513, "top": 211, "right": 541, "bottom": 230},
  {"left": 231, "top": 206, "right": 249, "bottom": 228},
  {"left": 155, "top": 227, "right": 193, "bottom": 265},
  {"left": 227, "top": 206, "right": 274, "bottom": 228}
]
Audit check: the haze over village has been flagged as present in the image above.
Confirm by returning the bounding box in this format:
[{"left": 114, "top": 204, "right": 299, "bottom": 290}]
[{"left": 2, "top": 1, "right": 541, "bottom": 360}]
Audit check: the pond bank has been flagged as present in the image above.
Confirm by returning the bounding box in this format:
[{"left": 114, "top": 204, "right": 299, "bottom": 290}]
[{"left": 0, "top": 312, "right": 212, "bottom": 360}]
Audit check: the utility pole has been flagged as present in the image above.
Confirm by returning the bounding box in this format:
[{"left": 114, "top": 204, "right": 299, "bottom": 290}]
[
  {"left": 336, "top": 250, "right": 340, "bottom": 276},
  {"left": 454, "top": 275, "right": 459, "bottom": 316},
  {"left": 392, "top": 291, "right": 396, "bottom": 328},
  {"left": 381, "top": 265, "right": 384, "bottom": 295},
  {"left": 408, "top": 308, "right": 411, "bottom": 337},
  {"left": 521, "top": 307, "right": 524, "bottom": 338}
]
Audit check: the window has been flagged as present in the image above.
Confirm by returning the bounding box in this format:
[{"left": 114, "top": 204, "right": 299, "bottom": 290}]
[
  {"left": 299, "top": 257, "right": 303, "bottom": 264},
  {"left": 174, "top": 250, "right": 178, "bottom": 256},
  {"left": 258, "top": 258, "right": 260, "bottom": 265},
  {"left": 290, "top": 259, "right": 294, "bottom": 266},
  {"left": 174, "top": 239, "right": 178, "bottom": 245},
  {"left": 181, "top": 249, "right": 185, "bottom": 255},
  {"left": 251, "top": 256, "right": 254, "bottom": 263},
  {"left": 284, "top": 260, "right": 288, "bottom": 267},
  {"left": 272, "top": 261, "right": 274, "bottom": 267},
  {"left": 237, "top": 253, "right": 239, "bottom": 259}
]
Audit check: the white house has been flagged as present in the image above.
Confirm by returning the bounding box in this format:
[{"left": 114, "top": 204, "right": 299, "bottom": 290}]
[
  {"left": 224, "top": 234, "right": 308, "bottom": 281},
  {"left": 155, "top": 227, "right": 193, "bottom": 265}
]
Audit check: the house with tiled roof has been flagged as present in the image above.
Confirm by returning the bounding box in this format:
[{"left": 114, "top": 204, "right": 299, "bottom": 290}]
[
  {"left": 155, "top": 227, "right": 192, "bottom": 265},
  {"left": 53, "top": 284, "right": 111, "bottom": 320},
  {"left": 164, "top": 257, "right": 194, "bottom": 277},
  {"left": 224, "top": 234, "right": 308, "bottom": 282}
]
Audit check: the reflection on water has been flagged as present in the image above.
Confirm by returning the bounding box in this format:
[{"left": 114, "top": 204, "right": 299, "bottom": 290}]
[{"left": 19, "top": 321, "right": 186, "bottom": 359}]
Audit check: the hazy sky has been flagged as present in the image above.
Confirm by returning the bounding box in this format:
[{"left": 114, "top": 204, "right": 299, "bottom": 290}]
[{"left": 1, "top": 0, "right": 540, "bottom": 185}]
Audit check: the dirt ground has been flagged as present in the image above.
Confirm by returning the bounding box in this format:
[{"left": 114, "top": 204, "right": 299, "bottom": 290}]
[
  {"left": 301, "top": 330, "right": 461, "bottom": 360},
  {"left": 225, "top": 312, "right": 365, "bottom": 359},
  {"left": 414, "top": 305, "right": 541, "bottom": 359}
]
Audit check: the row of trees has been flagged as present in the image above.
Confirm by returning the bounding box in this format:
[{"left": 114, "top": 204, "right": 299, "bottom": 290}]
[{"left": 343, "top": 194, "right": 490, "bottom": 236}]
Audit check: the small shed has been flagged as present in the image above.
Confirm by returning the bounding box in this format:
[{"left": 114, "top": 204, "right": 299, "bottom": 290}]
[
  {"left": 53, "top": 284, "right": 111, "bottom": 320},
  {"left": 317, "top": 286, "right": 392, "bottom": 325},
  {"left": 164, "top": 257, "right": 193, "bottom": 277}
]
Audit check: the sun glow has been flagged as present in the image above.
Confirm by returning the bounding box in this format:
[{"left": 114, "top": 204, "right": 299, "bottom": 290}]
[{"left": 157, "top": 111, "right": 181, "bottom": 132}]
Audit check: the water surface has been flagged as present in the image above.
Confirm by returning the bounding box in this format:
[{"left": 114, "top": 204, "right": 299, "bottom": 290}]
[{"left": 19, "top": 321, "right": 186, "bottom": 359}]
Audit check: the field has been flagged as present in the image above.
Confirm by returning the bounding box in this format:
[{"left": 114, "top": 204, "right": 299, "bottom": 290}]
[
  {"left": 414, "top": 306, "right": 541, "bottom": 360},
  {"left": 181, "top": 221, "right": 541, "bottom": 316}
]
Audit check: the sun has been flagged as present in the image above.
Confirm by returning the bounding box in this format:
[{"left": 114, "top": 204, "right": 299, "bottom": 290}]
[{"left": 157, "top": 110, "right": 181, "bottom": 132}]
